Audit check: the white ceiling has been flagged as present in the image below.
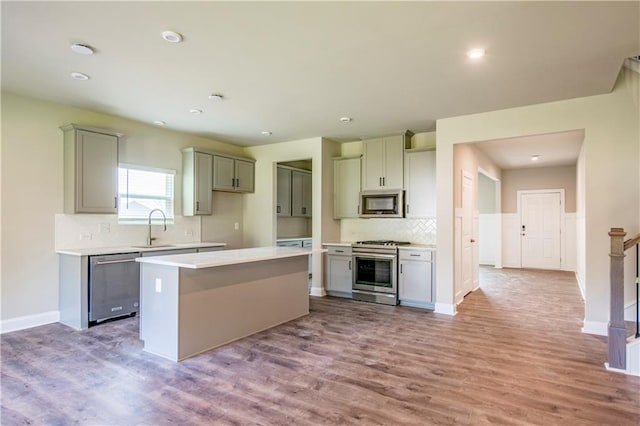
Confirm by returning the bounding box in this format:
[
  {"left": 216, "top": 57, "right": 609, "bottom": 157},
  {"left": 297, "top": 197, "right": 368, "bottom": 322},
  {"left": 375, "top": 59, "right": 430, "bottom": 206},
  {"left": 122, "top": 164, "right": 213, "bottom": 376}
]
[
  {"left": 473, "top": 130, "right": 585, "bottom": 170},
  {"left": 2, "top": 2, "right": 638, "bottom": 146}
]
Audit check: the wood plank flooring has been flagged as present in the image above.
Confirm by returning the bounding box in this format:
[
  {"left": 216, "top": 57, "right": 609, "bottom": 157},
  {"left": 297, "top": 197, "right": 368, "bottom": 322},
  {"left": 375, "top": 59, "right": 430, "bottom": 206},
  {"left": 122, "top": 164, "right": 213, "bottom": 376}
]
[{"left": 2, "top": 267, "right": 639, "bottom": 425}]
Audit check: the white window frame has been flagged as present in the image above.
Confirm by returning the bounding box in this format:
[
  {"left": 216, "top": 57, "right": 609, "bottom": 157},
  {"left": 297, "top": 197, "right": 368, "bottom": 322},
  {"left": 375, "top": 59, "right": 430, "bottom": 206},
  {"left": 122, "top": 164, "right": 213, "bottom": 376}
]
[{"left": 117, "top": 163, "right": 176, "bottom": 225}]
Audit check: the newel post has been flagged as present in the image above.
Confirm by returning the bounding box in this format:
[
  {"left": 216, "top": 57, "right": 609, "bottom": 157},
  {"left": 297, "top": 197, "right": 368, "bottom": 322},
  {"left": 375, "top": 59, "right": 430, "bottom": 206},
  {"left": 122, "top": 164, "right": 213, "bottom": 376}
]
[{"left": 608, "top": 227, "right": 627, "bottom": 370}]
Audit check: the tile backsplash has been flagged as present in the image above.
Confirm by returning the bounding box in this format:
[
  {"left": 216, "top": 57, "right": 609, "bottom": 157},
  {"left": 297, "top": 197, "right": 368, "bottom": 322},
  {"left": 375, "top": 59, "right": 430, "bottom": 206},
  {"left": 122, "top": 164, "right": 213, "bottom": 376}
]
[
  {"left": 340, "top": 218, "right": 436, "bottom": 244},
  {"left": 55, "top": 214, "right": 202, "bottom": 249}
]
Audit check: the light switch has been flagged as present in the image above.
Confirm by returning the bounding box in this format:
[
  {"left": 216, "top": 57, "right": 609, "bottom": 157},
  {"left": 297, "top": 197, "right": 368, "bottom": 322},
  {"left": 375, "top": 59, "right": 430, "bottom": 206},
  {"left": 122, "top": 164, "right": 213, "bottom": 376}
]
[
  {"left": 99, "top": 223, "right": 110, "bottom": 233},
  {"left": 80, "top": 233, "right": 92, "bottom": 241},
  {"left": 155, "top": 278, "right": 162, "bottom": 293},
  {"left": 234, "top": 222, "right": 239, "bottom": 231}
]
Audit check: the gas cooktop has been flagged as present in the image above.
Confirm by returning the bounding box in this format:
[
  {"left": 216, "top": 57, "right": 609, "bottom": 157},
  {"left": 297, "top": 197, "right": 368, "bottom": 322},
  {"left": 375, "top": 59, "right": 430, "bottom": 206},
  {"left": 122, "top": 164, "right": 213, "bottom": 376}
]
[{"left": 353, "top": 240, "right": 411, "bottom": 247}]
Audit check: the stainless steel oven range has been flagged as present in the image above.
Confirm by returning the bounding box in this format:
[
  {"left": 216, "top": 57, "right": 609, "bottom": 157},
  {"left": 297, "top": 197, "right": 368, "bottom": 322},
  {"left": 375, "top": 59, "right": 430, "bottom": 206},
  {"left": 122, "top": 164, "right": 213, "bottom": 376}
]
[{"left": 351, "top": 240, "right": 410, "bottom": 305}]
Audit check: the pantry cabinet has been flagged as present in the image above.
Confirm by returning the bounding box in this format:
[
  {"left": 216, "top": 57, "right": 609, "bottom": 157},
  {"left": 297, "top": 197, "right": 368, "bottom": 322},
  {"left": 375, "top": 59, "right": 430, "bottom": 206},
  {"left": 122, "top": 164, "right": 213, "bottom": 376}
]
[
  {"left": 212, "top": 155, "right": 255, "bottom": 193},
  {"left": 333, "top": 156, "right": 361, "bottom": 218},
  {"left": 398, "top": 248, "right": 435, "bottom": 309},
  {"left": 276, "top": 166, "right": 292, "bottom": 216},
  {"left": 361, "top": 132, "right": 411, "bottom": 191},
  {"left": 291, "top": 170, "right": 312, "bottom": 217},
  {"left": 182, "top": 149, "right": 213, "bottom": 216},
  {"left": 404, "top": 149, "right": 436, "bottom": 218},
  {"left": 61, "top": 124, "right": 122, "bottom": 214}
]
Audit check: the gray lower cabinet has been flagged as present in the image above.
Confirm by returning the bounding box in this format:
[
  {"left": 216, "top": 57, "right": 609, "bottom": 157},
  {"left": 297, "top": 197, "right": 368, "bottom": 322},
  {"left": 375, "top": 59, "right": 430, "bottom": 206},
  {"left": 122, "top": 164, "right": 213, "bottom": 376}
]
[
  {"left": 398, "top": 248, "right": 435, "bottom": 309},
  {"left": 324, "top": 245, "right": 352, "bottom": 297}
]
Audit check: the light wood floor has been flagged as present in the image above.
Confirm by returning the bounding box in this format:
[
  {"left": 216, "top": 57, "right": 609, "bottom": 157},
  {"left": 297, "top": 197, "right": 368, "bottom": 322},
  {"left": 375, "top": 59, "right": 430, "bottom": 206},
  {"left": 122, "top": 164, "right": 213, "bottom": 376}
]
[{"left": 2, "top": 267, "right": 639, "bottom": 425}]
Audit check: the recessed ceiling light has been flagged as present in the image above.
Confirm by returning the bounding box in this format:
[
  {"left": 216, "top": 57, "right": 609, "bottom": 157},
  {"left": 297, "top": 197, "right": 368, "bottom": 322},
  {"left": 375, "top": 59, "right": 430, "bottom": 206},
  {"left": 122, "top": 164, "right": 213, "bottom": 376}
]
[
  {"left": 189, "top": 108, "right": 203, "bottom": 115},
  {"left": 162, "top": 30, "right": 183, "bottom": 43},
  {"left": 70, "top": 43, "right": 94, "bottom": 55},
  {"left": 70, "top": 72, "right": 90, "bottom": 80},
  {"left": 467, "top": 48, "right": 485, "bottom": 59},
  {"left": 531, "top": 155, "right": 540, "bottom": 161},
  {"left": 261, "top": 131, "right": 272, "bottom": 136},
  {"left": 153, "top": 120, "right": 166, "bottom": 126},
  {"left": 208, "top": 94, "right": 224, "bottom": 101},
  {"left": 339, "top": 117, "right": 352, "bottom": 123}
]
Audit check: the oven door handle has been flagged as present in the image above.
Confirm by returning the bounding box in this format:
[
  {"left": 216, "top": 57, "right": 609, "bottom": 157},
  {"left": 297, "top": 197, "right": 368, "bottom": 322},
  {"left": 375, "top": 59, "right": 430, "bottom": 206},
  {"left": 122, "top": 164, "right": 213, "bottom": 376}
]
[{"left": 353, "top": 254, "right": 397, "bottom": 260}]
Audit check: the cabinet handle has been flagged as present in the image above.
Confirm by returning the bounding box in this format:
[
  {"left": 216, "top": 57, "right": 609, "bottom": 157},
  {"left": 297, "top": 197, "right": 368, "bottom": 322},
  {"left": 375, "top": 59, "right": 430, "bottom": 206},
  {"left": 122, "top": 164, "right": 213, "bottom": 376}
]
[
  {"left": 406, "top": 204, "right": 409, "bottom": 214},
  {"left": 94, "top": 258, "right": 136, "bottom": 266},
  {"left": 357, "top": 205, "right": 360, "bottom": 214},
  {"left": 400, "top": 264, "right": 403, "bottom": 273},
  {"left": 379, "top": 177, "right": 382, "bottom": 187},
  {"left": 335, "top": 249, "right": 344, "bottom": 253},
  {"left": 114, "top": 196, "right": 118, "bottom": 209},
  {"left": 383, "top": 177, "right": 386, "bottom": 186},
  {"left": 235, "top": 178, "right": 239, "bottom": 188},
  {"left": 410, "top": 253, "right": 421, "bottom": 257},
  {"left": 196, "top": 201, "right": 200, "bottom": 211},
  {"left": 348, "top": 260, "right": 352, "bottom": 270},
  {"left": 302, "top": 207, "right": 306, "bottom": 215},
  {"left": 277, "top": 206, "right": 281, "bottom": 214}
]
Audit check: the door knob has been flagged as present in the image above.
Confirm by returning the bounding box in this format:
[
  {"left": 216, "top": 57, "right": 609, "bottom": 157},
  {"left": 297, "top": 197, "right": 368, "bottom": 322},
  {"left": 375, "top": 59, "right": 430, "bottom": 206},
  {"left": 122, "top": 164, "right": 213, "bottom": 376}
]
[{"left": 470, "top": 239, "right": 476, "bottom": 243}]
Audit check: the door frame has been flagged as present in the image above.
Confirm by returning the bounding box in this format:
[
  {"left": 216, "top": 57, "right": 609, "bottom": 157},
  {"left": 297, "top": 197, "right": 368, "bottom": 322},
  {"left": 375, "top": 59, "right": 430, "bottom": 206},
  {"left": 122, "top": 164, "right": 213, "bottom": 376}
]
[{"left": 516, "top": 189, "right": 565, "bottom": 270}]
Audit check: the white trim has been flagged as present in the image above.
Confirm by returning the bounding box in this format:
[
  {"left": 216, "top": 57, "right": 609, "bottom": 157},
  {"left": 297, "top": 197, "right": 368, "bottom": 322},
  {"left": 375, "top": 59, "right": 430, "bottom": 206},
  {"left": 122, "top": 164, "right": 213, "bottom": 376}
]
[
  {"left": 1, "top": 311, "right": 60, "bottom": 334},
  {"left": 435, "top": 302, "right": 457, "bottom": 316},
  {"left": 582, "top": 319, "right": 608, "bottom": 336},
  {"left": 309, "top": 287, "right": 327, "bottom": 297}
]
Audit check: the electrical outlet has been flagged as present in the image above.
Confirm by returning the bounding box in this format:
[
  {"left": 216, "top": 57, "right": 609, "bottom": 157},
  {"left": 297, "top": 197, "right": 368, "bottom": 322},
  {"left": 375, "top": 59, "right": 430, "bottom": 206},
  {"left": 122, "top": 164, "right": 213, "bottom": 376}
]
[
  {"left": 155, "top": 278, "right": 162, "bottom": 293},
  {"left": 80, "top": 233, "right": 92, "bottom": 241},
  {"left": 234, "top": 222, "right": 239, "bottom": 231},
  {"left": 99, "top": 223, "right": 110, "bottom": 233},
  {"left": 184, "top": 229, "right": 193, "bottom": 237}
]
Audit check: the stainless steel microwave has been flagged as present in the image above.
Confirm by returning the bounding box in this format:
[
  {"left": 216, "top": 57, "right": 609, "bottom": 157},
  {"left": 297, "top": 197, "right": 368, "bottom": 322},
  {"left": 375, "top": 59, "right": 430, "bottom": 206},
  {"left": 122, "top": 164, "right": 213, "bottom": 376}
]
[{"left": 359, "top": 190, "right": 404, "bottom": 218}]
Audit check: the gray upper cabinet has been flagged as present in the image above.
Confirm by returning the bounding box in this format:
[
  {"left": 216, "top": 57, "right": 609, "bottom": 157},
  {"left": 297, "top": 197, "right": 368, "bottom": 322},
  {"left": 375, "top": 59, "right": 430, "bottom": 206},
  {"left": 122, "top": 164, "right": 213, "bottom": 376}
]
[
  {"left": 182, "top": 148, "right": 213, "bottom": 216},
  {"left": 404, "top": 149, "right": 436, "bottom": 218},
  {"left": 276, "top": 166, "right": 292, "bottom": 216},
  {"left": 291, "top": 170, "right": 312, "bottom": 217},
  {"left": 361, "top": 132, "right": 412, "bottom": 191},
  {"left": 61, "top": 124, "right": 121, "bottom": 214},
  {"left": 212, "top": 154, "right": 255, "bottom": 193}
]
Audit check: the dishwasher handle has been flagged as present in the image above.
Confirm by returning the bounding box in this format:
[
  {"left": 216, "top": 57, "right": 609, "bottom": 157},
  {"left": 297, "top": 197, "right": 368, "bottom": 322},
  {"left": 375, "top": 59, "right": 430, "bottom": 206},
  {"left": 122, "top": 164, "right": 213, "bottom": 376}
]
[{"left": 93, "top": 258, "right": 137, "bottom": 266}]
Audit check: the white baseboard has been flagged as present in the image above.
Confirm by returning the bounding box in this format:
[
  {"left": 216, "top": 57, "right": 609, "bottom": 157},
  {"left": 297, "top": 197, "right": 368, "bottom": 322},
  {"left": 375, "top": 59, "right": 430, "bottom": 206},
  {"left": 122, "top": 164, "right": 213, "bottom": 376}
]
[
  {"left": 309, "top": 287, "right": 327, "bottom": 297},
  {"left": 435, "top": 302, "right": 457, "bottom": 316},
  {"left": 575, "top": 272, "right": 585, "bottom": 300},
  {"left": 1, "top": 311, "right": 60, "bottom": 334},
  {"left": 625, "top": 301, "right": 637, "bottom": 322},
  {"left": 582, "top": 319, "right": 608, "bottom": 336}
]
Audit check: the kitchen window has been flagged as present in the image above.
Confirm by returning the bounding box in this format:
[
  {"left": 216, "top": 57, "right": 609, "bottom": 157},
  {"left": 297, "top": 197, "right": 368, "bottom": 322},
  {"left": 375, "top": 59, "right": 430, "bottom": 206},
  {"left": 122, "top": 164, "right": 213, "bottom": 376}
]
[{"left": 117, "top": 164, "right": 175, "bottom": 224}]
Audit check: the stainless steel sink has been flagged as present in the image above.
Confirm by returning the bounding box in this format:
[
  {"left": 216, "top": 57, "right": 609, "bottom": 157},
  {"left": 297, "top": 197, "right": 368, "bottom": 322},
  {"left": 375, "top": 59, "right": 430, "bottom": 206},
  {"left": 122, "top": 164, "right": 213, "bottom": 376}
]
[{"left": 130, "top": 244, "right": 175, "bottom": 249}]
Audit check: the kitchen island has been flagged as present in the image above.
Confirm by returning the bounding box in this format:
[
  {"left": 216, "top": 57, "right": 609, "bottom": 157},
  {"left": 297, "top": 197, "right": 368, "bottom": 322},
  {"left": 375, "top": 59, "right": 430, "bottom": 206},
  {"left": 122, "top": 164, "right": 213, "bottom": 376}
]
[{"left": 136, "top": 246, "right": 314, "bottom": 361}]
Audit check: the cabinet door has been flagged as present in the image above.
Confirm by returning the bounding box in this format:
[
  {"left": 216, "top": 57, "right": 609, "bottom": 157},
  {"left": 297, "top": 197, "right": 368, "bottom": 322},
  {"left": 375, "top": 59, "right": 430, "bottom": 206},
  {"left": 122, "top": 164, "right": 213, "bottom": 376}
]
[
  {"left": 212, "top": 155, "right": 235, "bottom": 191},
  {"left": 399, "top": 260, "right": 432, "bottom": 304},
  {"left": 326, "top": 255, "right": 352, "bottom": 294},
  {"left": 276, "top": 167, "right": 292, "bottom": 216},
  {"left": 334, "top": 157, "right": 361, "bottom": 218},
  {"left": 291, "top": 170, "right": 312, "bottom": 217},
  {"left": 404, "top": 150, "right": 436, "bottom": 217},
  {"left": 382, "top": 135, "right": 404, "bottom": 189},
  {"left": 361, "top": 138, "right": 385, "bottom": 190},
  {"left": 234, "top": 159, "right": 254, "bottom": 193},
  {"left": 76, "top": 130, "right": 118, "bottom": 213},
  {"left": 194, "top": 152, "right": 213, "bottom": 215}
]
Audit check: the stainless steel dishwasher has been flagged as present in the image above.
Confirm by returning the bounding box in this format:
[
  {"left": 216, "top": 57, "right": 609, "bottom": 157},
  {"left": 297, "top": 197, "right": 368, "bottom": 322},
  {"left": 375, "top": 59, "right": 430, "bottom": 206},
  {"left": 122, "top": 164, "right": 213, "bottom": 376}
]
[{"left": 89, "top": 252, "right": 140, "bottom": 323}]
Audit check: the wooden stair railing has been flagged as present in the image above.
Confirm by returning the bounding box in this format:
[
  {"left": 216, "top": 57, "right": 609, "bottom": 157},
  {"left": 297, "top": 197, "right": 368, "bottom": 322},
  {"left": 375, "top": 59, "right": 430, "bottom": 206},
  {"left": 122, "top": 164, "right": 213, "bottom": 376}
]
[{"left": 608, "top": 228, "right": 640, "bottom": 370}]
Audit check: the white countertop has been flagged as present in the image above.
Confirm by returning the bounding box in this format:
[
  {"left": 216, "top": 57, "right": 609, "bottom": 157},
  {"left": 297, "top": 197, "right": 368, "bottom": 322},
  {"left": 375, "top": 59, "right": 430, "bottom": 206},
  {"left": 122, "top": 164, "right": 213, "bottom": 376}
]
[
  {"left": 56, "top": 242, "right": 227, "bottom": 257},
  {"left": 136, "top": 246, "right": 320, "bottom": 269}
]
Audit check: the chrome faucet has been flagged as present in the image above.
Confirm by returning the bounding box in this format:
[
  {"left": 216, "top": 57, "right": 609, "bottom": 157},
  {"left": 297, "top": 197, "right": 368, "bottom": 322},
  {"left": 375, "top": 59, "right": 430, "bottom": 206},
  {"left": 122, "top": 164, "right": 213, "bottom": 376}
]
[{"left": 147, "top": 209, "right": 167, "bottom": 246}]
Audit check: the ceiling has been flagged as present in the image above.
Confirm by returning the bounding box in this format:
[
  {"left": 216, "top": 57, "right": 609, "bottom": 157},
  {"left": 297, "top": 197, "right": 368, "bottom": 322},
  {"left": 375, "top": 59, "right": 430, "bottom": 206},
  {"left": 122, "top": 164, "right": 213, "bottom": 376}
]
[
  {"left": 2, "top": 2, "right": 638, "bottom": 147},
  {"left": 473, "top": 130, "right": 585, "bottom": 170}
]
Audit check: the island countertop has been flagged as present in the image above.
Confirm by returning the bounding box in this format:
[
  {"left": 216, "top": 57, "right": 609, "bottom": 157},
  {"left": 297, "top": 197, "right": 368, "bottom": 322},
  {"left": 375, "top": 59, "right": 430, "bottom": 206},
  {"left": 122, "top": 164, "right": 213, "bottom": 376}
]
[
  {"left": 56, "top": 242, "right": 227, "bottom": 257},
  {"left": 135, "top": 246, "right": 319, "bottom": 269}
]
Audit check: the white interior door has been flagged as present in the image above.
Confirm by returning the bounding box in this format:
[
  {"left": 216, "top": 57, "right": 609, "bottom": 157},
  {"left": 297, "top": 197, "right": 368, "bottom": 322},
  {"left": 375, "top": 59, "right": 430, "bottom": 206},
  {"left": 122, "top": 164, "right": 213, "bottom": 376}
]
[
  {"left": 520, "top": 191, "right": 562, "bottom": 270},
  {"left": 461, "top": 171, "right": 474, "bottom": 297}
]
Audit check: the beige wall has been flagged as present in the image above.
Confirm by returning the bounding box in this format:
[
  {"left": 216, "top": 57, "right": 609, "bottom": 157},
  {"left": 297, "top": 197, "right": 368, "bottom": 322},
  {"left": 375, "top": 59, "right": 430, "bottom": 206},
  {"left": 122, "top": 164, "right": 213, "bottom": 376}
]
[
  {"left": 478, "top": 173, "right": 497, "bottom": 214},
  {"left": 453, "top": 143, "right": 502, "bottom": 210},
  {"left": 436, "top": 67, "right": 640, "bottom": 331},
  {"left": 1, "top": 92, "right": 243, "bottom": 322},
  {"left": 501, "top": 165, "right": 577, "bottom": 213},
  {"left": 244, "top": 137, "right": 341, "bottom": 295}
]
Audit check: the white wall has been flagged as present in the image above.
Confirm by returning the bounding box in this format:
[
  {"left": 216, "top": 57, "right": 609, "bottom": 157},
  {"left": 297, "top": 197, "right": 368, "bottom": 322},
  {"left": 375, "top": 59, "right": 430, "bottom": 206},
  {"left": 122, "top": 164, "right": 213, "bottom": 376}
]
[
  {"left": 1, "top": 92, "right": 243, "bottom": 323},
  {"left": 436, "top": 68, "right": 640, "bottom": 333}
]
